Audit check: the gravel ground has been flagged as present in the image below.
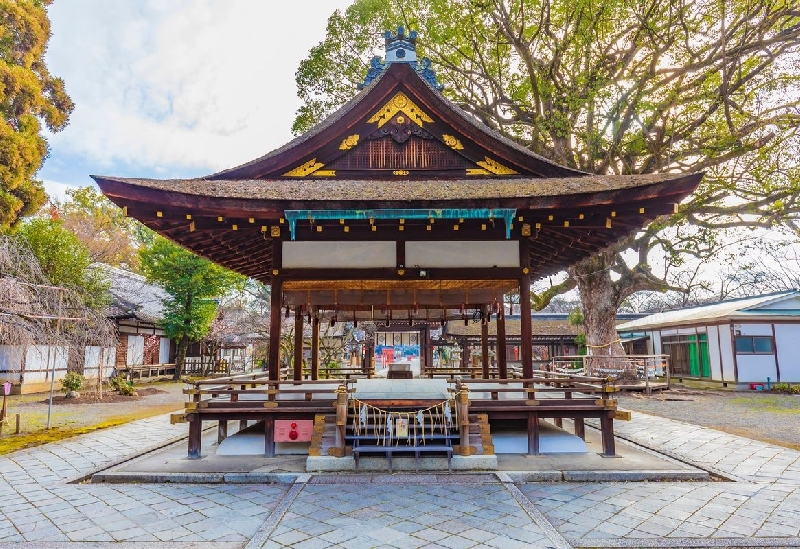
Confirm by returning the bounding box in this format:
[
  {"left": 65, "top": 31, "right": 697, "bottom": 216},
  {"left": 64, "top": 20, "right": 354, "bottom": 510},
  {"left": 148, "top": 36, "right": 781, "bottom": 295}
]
[{"left": 618, "top": 386, "right": 800, "bottom": 450}]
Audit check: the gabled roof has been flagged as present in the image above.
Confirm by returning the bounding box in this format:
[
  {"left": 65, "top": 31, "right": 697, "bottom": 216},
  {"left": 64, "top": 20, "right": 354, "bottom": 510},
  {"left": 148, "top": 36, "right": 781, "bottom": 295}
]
[
  {"left": 99, "top": 264, "right": 167, "bottom": 324},
  {"left": 616, "top": 290, "right": 800, "bottom": 331},
  {"left": 206, "top": 62, "right": 585, "bottom": 180},
  {"left": 93, "top": 29, "right": 702, "bottom": 295}
]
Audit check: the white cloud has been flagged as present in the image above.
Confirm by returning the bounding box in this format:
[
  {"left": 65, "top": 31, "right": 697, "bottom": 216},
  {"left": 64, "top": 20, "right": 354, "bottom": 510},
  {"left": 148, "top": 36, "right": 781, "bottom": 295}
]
[
  {"left": 45, "top": 0, "right": 354, "bottom": 176},
  {"left": 42, "top": 179, "right": 81, "bottom": 203}
]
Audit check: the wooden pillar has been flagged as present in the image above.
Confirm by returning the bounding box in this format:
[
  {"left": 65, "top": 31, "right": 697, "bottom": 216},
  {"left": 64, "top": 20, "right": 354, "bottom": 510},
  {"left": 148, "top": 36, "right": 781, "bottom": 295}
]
[
  {"left": 461, "top": 339, "right": 469, "bottom": 370},
  {"left": 293, "top": 307, "right": 303, "bottom": 381},
  {"left": 601, "top": 412, "right": 616, "bottom": 456},
  {"left": 497, "top": 309, "right": 507, "bottom": 379},
  {"left": 527, "top": 413, "right": 539, "bottom": 455},
  {"left": 367, "top": 338, "right": 374, "bottom": 376},
  {"left": 424, "top": 326, "right": 433, "bottom": 377},
  {"left": 481, "top": 305, "right": 490, "bottom": 379},
  {"left": 217, "top": 420, "right": 228, "bottom": 444},
  {"left": 268, "top": 277, "right": 283, "bottom": 381},
  {"left": 520, "top": 239, "right": 533, "bottom": 378},
  {"left": 574, "top": 418, "right": 586, "bottom": 440},
  {"left": 188, "top": 415, "right": 202, "bottom": 459},
  {"left": 311, "top": 316, "right": 320, "bottom": 380},
  {"left": 264, "top": 416, "right": 275, "bottom": 457}
]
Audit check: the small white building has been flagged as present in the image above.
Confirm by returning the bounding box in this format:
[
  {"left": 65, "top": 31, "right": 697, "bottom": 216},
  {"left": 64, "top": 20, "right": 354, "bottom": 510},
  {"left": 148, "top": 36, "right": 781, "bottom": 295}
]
[{"left": 616, "top": 290, "right": 800, "bottom": 388}]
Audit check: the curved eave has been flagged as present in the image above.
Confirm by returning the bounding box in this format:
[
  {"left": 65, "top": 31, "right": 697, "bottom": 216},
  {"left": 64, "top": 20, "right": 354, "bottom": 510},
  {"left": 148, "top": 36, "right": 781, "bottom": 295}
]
[
  {"left": 94, "top": 172, "right": 701, "bottom": 284},
  {"left": 93, "top": 172, "right": 700, "bottom": 213}
]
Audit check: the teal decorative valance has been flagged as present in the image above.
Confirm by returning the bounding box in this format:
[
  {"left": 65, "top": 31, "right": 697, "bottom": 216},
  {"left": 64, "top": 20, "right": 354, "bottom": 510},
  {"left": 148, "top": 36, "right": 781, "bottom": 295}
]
[{"left": 283, "top": 208, "right": 516, "bottom": 240}]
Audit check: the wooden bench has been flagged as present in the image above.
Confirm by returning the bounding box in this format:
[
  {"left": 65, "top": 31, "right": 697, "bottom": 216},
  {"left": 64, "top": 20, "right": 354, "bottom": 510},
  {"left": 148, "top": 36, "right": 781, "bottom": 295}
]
[{"left": 350, "top": 434, "right": 455, "bottom": 473}]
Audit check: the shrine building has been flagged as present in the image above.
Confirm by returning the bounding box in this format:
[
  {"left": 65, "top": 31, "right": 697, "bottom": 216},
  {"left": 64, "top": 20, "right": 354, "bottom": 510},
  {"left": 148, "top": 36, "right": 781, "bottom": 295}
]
[{"left": 94, "top": 28, "right": 702, "bottom": 463}]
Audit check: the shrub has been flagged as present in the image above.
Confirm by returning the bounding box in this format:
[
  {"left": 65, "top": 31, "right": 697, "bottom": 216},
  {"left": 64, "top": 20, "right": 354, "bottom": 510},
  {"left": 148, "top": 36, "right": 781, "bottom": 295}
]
[
  {"left": 60, "top": 372, "right": 84, "bottom": 393},
  {"left": 792, "top": 385, "right": 800, "bottom": 395},
  {"left": 771, "top": 383, "right": 790, "bottom": 393},
  {"left": 110, "top": 375, "right": 136, "bottom": 396}
]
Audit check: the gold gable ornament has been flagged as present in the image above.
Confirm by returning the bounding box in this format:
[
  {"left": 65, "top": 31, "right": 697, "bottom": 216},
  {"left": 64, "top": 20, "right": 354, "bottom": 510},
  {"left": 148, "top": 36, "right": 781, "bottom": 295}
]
[
  {"left": 368, "top": 92, "right": 433, "bottom": 128},
  {"left": 476, "top": 156, "right": 518, "bottom": 175},
  {"left": 284, "top": 158, "right": 336, "bottom": 177},
  {"left": 339, "top": 134, "right": 360, "bottom": 150},
  {"left": 442, "top": 134, "right": 464, "bottom": 150}
]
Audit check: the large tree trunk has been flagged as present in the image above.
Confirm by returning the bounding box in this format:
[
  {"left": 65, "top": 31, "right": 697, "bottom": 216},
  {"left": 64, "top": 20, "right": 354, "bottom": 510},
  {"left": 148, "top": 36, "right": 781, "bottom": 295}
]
[
  {"left": 174, "top": 333, "right": 189, "bottom": 380},
  {"left": 568, "top": 251, "right": 625, "bottom": 360}
]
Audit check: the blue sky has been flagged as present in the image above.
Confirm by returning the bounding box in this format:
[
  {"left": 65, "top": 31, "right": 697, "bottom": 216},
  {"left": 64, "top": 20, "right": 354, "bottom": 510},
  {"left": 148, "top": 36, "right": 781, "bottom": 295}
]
[{"left": 40, "top": 1, "right": 354, "bottom": 201}]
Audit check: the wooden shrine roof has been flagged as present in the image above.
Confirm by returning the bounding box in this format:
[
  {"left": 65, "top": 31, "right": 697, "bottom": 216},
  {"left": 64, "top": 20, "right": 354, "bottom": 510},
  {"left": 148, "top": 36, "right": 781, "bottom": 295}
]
[
  {"left": 94, "top": 35, "right": 703, "bottom": 304},
  {"left": 94, "top": 172, "right": 689, "bottom": 205}
]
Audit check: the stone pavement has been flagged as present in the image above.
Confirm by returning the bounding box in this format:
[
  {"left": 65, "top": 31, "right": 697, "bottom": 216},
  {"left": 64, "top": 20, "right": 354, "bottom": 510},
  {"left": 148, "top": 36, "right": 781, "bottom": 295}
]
[{"left": 0, "top": 411, "right": 799, "bottom": 548}]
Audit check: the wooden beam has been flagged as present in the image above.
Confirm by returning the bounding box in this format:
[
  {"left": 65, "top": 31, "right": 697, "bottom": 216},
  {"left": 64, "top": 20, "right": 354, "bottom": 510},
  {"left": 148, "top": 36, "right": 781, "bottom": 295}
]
[
  {"left": 520, "top": 239, "right": 533, "bottom": 378},
  {"left": 294, "top": 308, "right": 303, "bottom": 382}
]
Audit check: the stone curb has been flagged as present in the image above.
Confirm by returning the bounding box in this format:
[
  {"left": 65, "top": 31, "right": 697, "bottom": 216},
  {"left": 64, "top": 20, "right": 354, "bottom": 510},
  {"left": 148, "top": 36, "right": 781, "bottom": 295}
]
[{"left": 89, "top": 468, "right": 707, "bottom": 484}]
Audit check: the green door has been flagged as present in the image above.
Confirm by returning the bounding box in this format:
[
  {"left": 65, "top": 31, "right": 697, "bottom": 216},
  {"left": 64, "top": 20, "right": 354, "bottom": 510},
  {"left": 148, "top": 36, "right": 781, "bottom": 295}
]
[
  {"left": 688, "top": 335, "right": 700, "bottom": 376},
  {"left": 699, "top": 334, "right": 711, "bottom": 378}
]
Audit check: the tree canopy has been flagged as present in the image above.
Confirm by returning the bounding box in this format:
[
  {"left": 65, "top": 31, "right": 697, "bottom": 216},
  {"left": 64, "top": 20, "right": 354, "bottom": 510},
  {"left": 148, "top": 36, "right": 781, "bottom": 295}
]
[
  {"left": 0, "top": 0, "right": 73, "bottom": 229},
  {"left": 139, "top": 235, "right": 245, "bottom": 378},
  {"left": 296, "top": 0, "right": 800, "bottom": 353},
  {"left": 17, "top": 216, "right": 109, "bottom": 310},
  {"left": 56, "top": 186, "right": 142, "bottom": 270}
]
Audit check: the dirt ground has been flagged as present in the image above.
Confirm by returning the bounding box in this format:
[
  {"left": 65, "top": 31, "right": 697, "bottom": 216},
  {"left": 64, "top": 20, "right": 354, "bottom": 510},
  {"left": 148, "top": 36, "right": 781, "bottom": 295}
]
[
  {"left": 0, "top": 380, "right": 187, "bottom": 454},
  {"left": 618, "top": 386, "right": 800, "bottom": 450},
  {"left": 1, "top": 380, "right": 799, "bottom": 455}
]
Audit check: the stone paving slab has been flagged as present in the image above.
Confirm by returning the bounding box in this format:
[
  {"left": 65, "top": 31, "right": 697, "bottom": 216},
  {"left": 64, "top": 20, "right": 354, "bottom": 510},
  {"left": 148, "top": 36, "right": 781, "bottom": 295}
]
[
  {"left": 587, "top": 412, "right": 800, "bottom": 484},
  {"left": 1, "top": 409, "right": 800, "bottom": 547}
]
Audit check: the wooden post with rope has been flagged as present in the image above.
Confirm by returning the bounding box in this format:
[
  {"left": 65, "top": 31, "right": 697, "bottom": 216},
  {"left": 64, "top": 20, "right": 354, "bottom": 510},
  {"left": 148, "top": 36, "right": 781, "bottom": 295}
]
[
  {"left": 456, "top": 381, "right": 470, "bottom": 456},
  {"left": 334, "top": 383, "right": 348, "bottom": 457}
]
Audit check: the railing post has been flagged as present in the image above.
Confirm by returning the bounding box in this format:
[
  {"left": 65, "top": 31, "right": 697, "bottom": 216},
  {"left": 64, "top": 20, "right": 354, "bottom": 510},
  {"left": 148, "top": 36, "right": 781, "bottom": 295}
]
[
  {"left": 335, "top": 384, "right": 348, "bottom": 456},
  {"left": 457, "top": 382, "right": 470, "bottom": 456}
]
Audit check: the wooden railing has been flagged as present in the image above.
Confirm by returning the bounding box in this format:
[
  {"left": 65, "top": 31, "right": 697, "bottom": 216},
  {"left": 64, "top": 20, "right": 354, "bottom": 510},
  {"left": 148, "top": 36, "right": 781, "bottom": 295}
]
[
  {"left": 459, "top": 372, "right": 624, "bottom": 455},
  {"left": 549, "top": 354, "right": 670, "bottom": 392}
]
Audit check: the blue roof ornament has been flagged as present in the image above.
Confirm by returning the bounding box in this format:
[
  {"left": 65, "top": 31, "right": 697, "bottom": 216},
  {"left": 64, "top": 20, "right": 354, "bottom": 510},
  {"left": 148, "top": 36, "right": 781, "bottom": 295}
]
[{"left": 358, "top": 26, "right": 444, "bottom": 90}]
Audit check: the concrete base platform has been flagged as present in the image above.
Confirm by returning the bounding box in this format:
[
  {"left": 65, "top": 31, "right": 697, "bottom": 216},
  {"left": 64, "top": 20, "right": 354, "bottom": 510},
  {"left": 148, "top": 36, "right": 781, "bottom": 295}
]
[
  {"left": 89, "top": 418, "right": 708, "bottom": 483},
  {"left": 306, "top": 454, "right": 497, "bottom": 472}
]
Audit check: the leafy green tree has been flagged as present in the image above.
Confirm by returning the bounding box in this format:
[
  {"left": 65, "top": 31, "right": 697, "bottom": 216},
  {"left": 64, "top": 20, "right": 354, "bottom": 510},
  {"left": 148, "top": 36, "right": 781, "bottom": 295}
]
[
  {"left": 139, "top": 236, "right": 245, "bottom": 379},
  {"left": 296, "top": 0, "right": 800, "bottom": 357},
  {"left": 57, "top": 186, "right": 141, "bottom": 270},
  {"left": 0, "top": 0, "right": 74, "bottom": 229},
  {"left": 17, "top": 217, "right": 109, "bottom": 309}
]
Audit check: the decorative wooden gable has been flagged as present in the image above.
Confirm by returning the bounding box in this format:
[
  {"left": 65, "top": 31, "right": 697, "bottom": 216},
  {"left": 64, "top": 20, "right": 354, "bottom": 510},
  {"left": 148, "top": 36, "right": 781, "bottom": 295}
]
[{"left": 209, "top": 30, "right": 582, "bottom": 181}]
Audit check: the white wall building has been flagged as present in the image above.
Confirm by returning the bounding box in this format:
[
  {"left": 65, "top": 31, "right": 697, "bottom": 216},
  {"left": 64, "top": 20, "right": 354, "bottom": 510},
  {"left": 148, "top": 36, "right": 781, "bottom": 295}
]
[{"left": 617, "top": 290, "right": 800, "bottom": 388}]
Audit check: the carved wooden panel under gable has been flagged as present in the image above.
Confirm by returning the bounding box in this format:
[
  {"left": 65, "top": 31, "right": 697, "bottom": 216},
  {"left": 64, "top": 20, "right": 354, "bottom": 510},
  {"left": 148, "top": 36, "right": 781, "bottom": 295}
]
[{"left": 329, "top": 135, "right": 466, "bottom": 172}]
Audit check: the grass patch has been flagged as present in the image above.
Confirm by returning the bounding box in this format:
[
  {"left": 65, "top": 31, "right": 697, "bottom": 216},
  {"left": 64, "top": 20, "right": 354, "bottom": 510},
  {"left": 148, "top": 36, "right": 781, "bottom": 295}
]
[
  {"left": 728, "top": 395, "right": 800, "bottom": 414},
  {"left": 0, "top": 403, "right": 181, "bottom": 456}
]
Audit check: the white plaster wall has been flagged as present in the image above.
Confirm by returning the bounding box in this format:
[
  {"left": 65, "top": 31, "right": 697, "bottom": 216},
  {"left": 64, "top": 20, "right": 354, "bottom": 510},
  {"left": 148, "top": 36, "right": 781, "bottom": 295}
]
[
  {"left": 406, "top": 241, "right": 519, "bottom": 268},
  {"left": 706, "top": 325, "right": 723, "bottom": 381},
  {"left": 651, "top": 331, "right": 662, "bottom": 352},
  {"left": 126, "top": 336, "right": 145, "bottom": 366},
  {"left": 23, "top": 346, "right": 68, "bottom": 385},
  {"left": 0, "top": 346, "right": 24, "bottom": 381},
  {"left": 83, "top": 346, "right": 115, "bottom": 380},
  {"left": 283, "top": 241, "right": 396, "bottom": 268},
  {"left": 736, "top": 355, "right": 778, "bottom": 384},
  {"left": 159, "top": 337, "right": 171, "bottom": 364},
  {"left": 718, "top": 324, "right": 736, "bottom": 382},
  {"left": 733, "top": 323, "right": 773, "bottom": 336},
  {"left": 774, "top": 324, "right": 800, "bottom": 382}
]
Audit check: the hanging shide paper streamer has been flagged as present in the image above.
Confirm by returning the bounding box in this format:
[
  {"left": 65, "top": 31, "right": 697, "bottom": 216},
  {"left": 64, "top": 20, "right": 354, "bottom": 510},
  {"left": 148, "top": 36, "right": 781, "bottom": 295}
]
[{"left": 348, "top": 391, "right": 464, "bottom": 447}]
